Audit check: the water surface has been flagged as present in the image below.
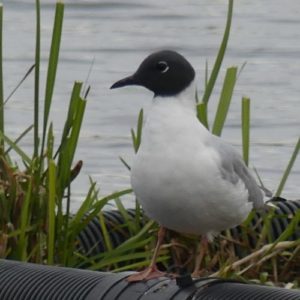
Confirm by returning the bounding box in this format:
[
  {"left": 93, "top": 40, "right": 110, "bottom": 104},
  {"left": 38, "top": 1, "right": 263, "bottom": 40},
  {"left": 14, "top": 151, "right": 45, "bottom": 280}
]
[{"left": 2, "top": 0, "right": 299, "bottom": 209}]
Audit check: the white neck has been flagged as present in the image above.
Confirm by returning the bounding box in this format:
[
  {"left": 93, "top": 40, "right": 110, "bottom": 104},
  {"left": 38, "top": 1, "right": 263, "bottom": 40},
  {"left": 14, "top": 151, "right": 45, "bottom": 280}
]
[
  {"left": 140, "top": 78, "right": 210, "bottom": 153},
  {"left": 153, "top": 79, "right": 197, "bottom": 113}
]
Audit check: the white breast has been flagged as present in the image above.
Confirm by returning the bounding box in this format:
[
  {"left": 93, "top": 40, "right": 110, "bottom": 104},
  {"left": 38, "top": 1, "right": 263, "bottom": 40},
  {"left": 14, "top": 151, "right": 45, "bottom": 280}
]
[{"left": 131, "top": 85, "right": 252, "bottom": 237}]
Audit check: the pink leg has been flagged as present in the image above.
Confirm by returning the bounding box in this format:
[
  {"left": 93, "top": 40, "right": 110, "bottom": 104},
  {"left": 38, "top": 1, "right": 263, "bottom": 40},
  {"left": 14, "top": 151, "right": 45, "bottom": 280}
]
[
  {"left": 126, "top": 227, "right": 167, "bottom": 282},
  {"left": 191, "top": 235, "right": 208, "bottom": 278}
]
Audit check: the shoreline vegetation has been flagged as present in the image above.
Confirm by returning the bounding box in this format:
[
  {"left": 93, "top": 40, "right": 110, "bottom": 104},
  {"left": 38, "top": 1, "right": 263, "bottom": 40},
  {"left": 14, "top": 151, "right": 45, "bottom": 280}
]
[{"left": 0, "top": 0, "right": 299, "bottom": 289}]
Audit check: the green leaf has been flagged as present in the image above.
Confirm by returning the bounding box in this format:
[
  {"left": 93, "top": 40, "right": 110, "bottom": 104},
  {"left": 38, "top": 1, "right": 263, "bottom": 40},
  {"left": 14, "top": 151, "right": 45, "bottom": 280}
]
[
  {"left": 41, "top": 1, "right": 64, "bottom": 159},
  {"left": 70, "top": 188, "right": 133, "bottom": 244},
  {"left": 90, "top": 189, "right": 133, "bottom": 216},
  {"left": 0, "top": 131, "right": 31, "bottom": 164},
  {"left": 18, "top": 178, "right": 32, "bottom": 261},
  {"left": 34, "top": 0, "right": 41, "bottom": 157},
  {"left": 131, "top": 109, "right": 143, "bottom": 153},
  {"left": 57, "top": 82, "right": 85, "bottom": 198},
  {"left": 98, "top": 211, "right": 113, "bottom": 253},
  {"left": 268, "top": 210, "right": 300, "bottom": 253},
  {"left": 136, "top": 109, "right": 143, "bottom": 150},
  {"left": 111, "top": 255, "right": 168, "bottom": 273},
  {"left": 212, "top": 67, "right": 237, "bottom": 136},
  {"left": 70, "top": 180, "right": 98, "bottom": 230},
  {"left": 197, "top": 102, "right": 209, "bottom": 129},
  {"left": 114, "top": 198, "right": 137, "bottom": 235},
  {"left": 241, "top": 97, "right": 250, "bottom": 165},
  {"left": 90, "top": 249, "right": 154, "bottom": 271},
  {"left": 275, "top": 137, "right": 300, "bottom": 197},
  {"left": 201, "top": 0, "right": 233, "bottom": 105},
  {"left": 4, "top": 125, "right": 33, "bottom": 156},
  {"left": 47, "top": 123, "right": 54, "bottom": 159},
  {"left": 119, "top": 156, "right": 131, "bottom": 171},
  {"left": 3, "top": 65, "right": 35, "bottom": 107},
  {"left": 47, "top": 159, "right": 56, "bottom": 265},
  {"left": 58, "top": 81, "right": 83, "bottom": 155},
  {"left": 109, "top": 220, "right": 155, "bottom": 256},
  {"left": 0, "top": 5, "right": 4, "bottom": 149},
  {"left": 204, "top": 60, "right": 209, "bottom": 89}
]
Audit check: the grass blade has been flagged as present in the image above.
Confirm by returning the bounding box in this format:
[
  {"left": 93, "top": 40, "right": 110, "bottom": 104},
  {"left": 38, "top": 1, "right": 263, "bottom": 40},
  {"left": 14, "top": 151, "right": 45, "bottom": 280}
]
[
  {"left": 70, "top": 180, "right": 98, "bottom": 230},
  {"left": 40, "top": 2, "right": 64, "bottom": 159},
  {"left": 47, "top": 159, "right": 56, "bottom": 265},
  {"left": 275, "top": 138, "right": 300, "bottom": 197},
  {"left": 98, "top": 211, "right": 113, "bottom": 253},
  {"left": 114, "top": 198, "right": 137, "bottom": 234},
  {"left": 201, "top": 0, "right": 233, "bottom": 105},
  {"left": 90, "top": 249, "right": 154, "bottom": 271},
  {"left": 3, "top": 65, "right": 35, "bottom": 106},
  {"left": 110, "top": 220, "right": 155, "bottom": 255},
  {"left": 82, "top": 56, "right": 95, "bottom": 98},
  {"left": 0, "top": 5, "right": 4, "bottom": 149},
  {"left": 119, "top": 156, "right": 131, "bottom": 171},
  {"left": 58, "top": 82, "right": 82, "bottom": 153},
  {"left": 111, "top": 255, "right": 169, "bottom": 273},
  {"left": 57, "top": 82, "right": 86, "bottom": 197},
  {"left": 269, "top": 211, "right": 300, "bottom": 251},
  {"left": 34, "top": 0, "right": 41, "bottom": 157},
  {"left": 205, "top": 60, "right": 209, "bottom": 89},
  {"left": 241, "top": 97, "right": 250, "bottom": 165},
  {"left": 136, "top": 109, "right": 143, "bottom": 150},
  {"left": 63, "top": 90, "right": 86, "bottom": 168},
  {"left": 197, "top": 102, "right": 209, "bottom": 128},
  {"left": 18, "top": 178, "right": 32, "bottom": 261},
  {"left": 212, "top": 67, "right": 237, "bottom": 136},
  {"left": 70, "top": 188, "right": 132, "bottom": 242},
  {"left": 131, "top": 109, "right": 143, "bottom": 153},
  {"left": 90, "top": 189, "right": 133, "bottom": 217},
  {"left": 0, "top": 131, "right": 31, "bottom": 164},
  {"left": 4, "top": 125, "right": 33, "bottom": 156}
]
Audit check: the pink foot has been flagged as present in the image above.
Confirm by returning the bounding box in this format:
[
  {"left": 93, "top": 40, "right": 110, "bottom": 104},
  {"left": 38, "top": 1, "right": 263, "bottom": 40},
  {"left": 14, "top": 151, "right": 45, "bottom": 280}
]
[{"left": 126, "top": 265, "right": 167, "bottom": 282}]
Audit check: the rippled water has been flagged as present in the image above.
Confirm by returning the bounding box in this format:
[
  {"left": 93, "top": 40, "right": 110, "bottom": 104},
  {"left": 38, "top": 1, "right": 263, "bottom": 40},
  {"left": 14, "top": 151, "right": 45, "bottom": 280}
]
[{"left": 2, "top": 0, "right": 300, "bottom": 209}]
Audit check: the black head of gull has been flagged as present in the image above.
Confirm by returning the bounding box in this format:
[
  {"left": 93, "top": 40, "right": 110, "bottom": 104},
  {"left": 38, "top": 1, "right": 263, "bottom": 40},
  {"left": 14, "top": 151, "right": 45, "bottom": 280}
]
[{"left": 110, "top": 50, "right": 195, "bottom": 97}]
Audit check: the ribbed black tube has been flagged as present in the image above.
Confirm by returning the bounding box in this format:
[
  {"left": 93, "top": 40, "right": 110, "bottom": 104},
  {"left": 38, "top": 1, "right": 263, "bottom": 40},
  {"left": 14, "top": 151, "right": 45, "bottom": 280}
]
[
  {"left": 78, "top": 198, "right": 300, "bottom": 258},
  {"left": 1, "top": 260, "right": 300, "bottom": 300},
  {"left": 77, "top": 209, "right": 137, "bottom": 257}
]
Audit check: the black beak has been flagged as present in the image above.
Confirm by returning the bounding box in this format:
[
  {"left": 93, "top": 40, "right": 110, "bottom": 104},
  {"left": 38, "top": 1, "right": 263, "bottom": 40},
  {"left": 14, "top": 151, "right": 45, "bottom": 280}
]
[{"left": 110, "top": 74, "right": 137, "bottom": 89}]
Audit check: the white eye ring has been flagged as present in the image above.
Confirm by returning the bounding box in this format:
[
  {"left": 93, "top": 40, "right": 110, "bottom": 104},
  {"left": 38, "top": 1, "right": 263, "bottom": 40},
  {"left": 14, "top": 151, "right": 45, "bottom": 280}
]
[{"left": 157, "top": 61, "right": 169, "bottom": 73}]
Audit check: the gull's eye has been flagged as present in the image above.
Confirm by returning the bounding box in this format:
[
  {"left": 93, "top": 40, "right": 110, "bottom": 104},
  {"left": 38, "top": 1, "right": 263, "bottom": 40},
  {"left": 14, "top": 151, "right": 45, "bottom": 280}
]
[{"left": 156, "top": 61, "right": 169, "bottom": 73}]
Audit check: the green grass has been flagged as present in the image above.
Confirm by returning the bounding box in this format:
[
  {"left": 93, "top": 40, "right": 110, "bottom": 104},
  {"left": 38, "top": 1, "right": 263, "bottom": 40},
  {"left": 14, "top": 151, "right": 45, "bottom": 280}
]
[
  {"left": 0, "top": 5, "right": 4, "bottom": 149},
  {"left": 275, "top": 138, "right": 300, "bottom": 197},
  {"left": 212, "top": 66, "right": 237, "bottom": 136},
  {"left": 241, "top": 97, "right": 250, "bottom": 166},
  {"left": 0, "top": 0, "right": 143, "bottom": 270},
  {"left": 0, "top": 0, "right": 299, "bottom": 289},
  {"left": 34, "top": 0, "right": 40, "bottom": 157},
  {"left": 197, "top": 0, "right": 234, "bottom": 128}
]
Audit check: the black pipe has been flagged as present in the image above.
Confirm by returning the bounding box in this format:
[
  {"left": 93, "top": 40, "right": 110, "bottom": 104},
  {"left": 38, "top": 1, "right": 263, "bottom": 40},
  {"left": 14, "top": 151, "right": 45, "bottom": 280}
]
[
  {"left": 0, "top": 259, "right": 300, "bottom": 300},
  {"left": 77, "top": 209, "right": 137, "bottom": 257},
  {"left": 78, "top": 198, "right": 300, "bottom": 259}
]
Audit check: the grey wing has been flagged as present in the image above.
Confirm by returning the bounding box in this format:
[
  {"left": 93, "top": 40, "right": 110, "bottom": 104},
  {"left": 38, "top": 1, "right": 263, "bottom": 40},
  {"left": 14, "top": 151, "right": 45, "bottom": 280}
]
[{"left": 212, "top": 136, "right": 264, "bottom": 209}]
